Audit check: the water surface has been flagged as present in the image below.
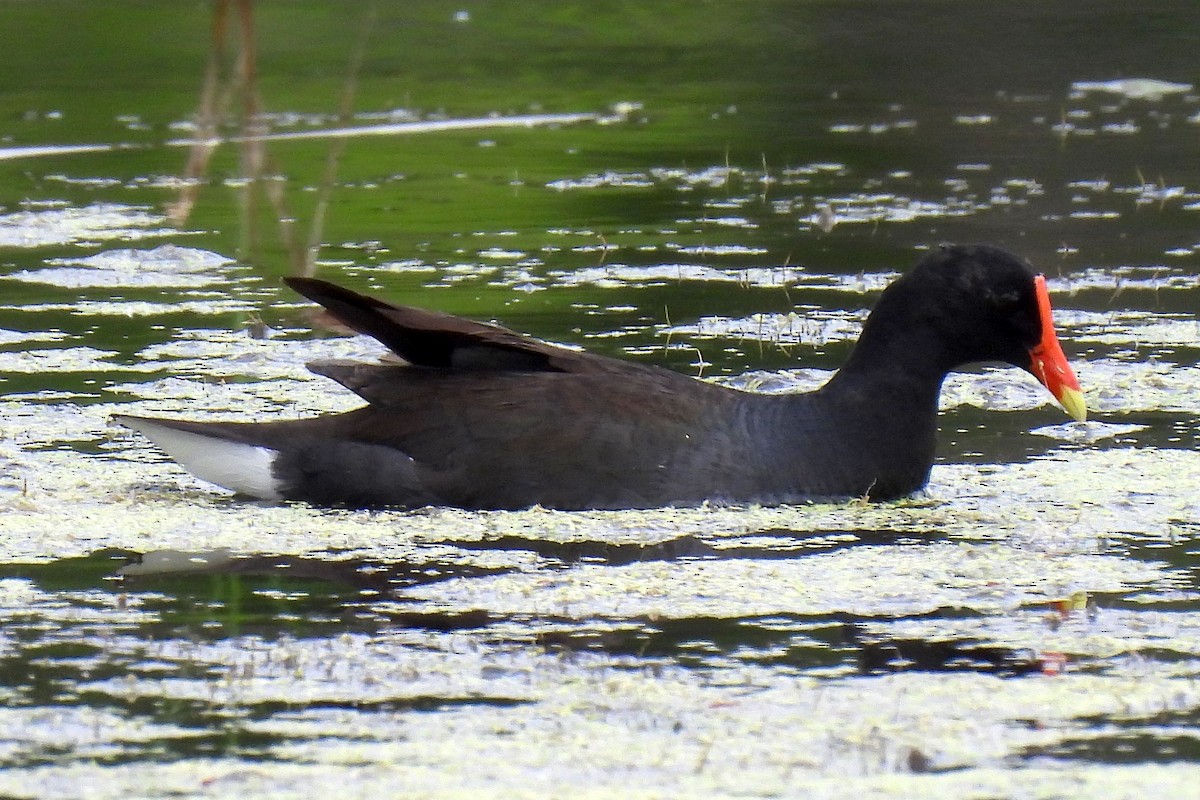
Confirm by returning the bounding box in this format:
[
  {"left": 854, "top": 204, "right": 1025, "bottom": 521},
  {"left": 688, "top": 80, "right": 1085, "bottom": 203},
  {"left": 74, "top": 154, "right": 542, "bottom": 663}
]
[{"left": 2, "top": 2, "right": 1200, "bottom": 797}]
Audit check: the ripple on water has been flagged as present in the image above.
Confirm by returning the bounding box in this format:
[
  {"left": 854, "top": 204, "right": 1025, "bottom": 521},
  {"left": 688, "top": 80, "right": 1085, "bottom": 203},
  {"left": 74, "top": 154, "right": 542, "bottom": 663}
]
[
  {"left": 551, "top": 263, "right": 898, "bottom": 293},
  {"left": 672, "top": 309, "right": 864, "bottom": 347},
  {"left": 1060, "top": 309, "right": 1200, "bottom": 349}
]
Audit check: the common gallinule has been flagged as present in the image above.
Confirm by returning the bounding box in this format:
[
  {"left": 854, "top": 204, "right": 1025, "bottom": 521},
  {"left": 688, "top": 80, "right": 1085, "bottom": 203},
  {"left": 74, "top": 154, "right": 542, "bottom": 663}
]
[{"left": 115, "top": 244, "right": 1086, "bottom": 510}]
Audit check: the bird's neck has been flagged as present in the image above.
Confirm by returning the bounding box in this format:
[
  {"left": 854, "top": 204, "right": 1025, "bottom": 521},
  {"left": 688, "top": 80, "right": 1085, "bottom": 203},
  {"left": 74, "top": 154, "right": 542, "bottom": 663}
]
[
  {"left": 799, "top": 330, "right": 948, "bottom": 500},
  {"left": 823, "top": 320, "right": 952, "bottom": 411}
]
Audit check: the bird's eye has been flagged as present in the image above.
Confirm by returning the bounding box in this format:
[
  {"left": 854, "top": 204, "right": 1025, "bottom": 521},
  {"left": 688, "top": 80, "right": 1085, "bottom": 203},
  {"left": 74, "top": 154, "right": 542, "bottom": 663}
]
[{"left": 993, "top": 288, "right": 1021, "bottom": 308}]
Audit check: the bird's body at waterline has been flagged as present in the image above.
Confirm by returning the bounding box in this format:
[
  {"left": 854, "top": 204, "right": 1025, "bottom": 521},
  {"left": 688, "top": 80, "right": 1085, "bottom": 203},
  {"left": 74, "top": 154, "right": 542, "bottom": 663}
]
[{"left": 115, "top": 244, "right": 1086, "bottom": 510}]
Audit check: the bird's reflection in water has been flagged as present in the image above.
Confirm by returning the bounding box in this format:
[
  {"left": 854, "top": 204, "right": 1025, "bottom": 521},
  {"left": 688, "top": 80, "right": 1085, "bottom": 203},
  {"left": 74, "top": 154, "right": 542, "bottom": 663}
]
[{"left": 71, "top": 526, "right": 1050, "bottom": 676}]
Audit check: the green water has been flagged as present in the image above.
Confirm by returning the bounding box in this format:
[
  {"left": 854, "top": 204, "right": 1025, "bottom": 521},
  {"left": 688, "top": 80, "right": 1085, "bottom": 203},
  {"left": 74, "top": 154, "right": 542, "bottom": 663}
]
[{"left": 2, "top": 1, "right": 1200, "bottom": 797}]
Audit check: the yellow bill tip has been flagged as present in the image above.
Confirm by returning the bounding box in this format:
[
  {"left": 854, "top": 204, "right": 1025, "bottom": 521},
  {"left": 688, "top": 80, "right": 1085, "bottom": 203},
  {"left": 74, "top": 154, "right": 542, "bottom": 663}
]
[{"left": 1058, "top": 385, "right": 1087, "bottom": 423}]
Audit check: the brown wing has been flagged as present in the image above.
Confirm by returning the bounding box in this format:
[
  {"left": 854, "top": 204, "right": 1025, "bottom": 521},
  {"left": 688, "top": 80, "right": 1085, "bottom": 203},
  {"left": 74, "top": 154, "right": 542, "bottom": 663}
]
[{"left": 286, "top": 277, "right": 622, "bottom": 374}]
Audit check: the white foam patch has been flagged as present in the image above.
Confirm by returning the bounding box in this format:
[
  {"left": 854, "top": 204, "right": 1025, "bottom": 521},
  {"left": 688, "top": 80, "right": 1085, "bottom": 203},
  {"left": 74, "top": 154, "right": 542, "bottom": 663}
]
[
  {"left": 117, "top": 417, "right": 282, "bottom": 500},
  {"left": 0, "top": 202, "right": 174, "bottom": 248},
  {"left": 1070, "top": 78, "right": 1193, "bottom": 100},
  {"left": 9, "top": 243, "right": 235, "bottom": 289}
]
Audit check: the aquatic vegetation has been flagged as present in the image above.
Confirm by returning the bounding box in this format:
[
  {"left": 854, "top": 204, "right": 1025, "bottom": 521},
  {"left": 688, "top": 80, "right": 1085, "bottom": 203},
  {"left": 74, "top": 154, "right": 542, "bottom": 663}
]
[{"left": 1, "top": 1, "right": 1200, "bottom": 797}]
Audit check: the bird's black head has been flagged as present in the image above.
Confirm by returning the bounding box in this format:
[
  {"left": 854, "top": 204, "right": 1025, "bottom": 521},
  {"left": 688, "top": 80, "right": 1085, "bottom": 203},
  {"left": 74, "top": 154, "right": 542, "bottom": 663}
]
[{"left": 869, "top": 243, "right": 1046, "bottom": 374}]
